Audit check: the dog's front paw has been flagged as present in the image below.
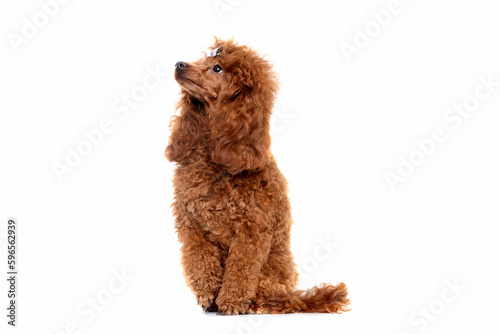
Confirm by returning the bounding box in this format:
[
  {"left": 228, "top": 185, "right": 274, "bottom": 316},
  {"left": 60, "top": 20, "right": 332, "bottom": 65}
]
[
  {"left": 215, "top": 293, "right": 252, "bottom": 315},
  {"left": 196, "top": 293, "right": 216, "bottom": 312}
]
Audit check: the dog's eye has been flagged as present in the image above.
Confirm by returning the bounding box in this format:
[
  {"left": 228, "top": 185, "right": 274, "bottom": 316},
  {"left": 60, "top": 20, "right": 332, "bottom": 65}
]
[{"left": 213, "top": 65, "right": 223, "bottom": 73}]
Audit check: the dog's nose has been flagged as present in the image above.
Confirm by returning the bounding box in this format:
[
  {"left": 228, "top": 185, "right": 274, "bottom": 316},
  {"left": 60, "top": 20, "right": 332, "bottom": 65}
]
[{"left": 175, "top": 61, "right": 189, "bottom": 71}]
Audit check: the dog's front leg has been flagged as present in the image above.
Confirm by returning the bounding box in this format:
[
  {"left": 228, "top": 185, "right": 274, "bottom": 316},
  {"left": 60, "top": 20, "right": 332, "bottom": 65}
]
[
  {"left": 216, "top": 221, "right": 272, "bottom": 315},
  {"left": 177, "top": 220, "right": 223, "bottom": 312}
]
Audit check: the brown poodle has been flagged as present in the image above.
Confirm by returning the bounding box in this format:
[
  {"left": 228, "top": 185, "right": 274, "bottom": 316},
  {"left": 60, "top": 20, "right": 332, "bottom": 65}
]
[{"left": 165, "top": 38, "right": 350, "bottom": 315}]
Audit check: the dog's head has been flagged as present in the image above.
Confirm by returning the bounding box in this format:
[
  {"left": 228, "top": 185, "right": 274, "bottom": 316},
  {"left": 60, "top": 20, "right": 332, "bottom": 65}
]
[
  {"left": 174, "top": 38, "right": 278, "bottom": 110},
  {"left": 168, "top": 38, "right": 279, "bottom": 175}
]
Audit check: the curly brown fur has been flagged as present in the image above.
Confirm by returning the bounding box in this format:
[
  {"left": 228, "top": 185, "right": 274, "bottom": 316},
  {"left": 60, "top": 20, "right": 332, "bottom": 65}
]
[{"left": 166, "top": 38, "right": 350, "bottom": 315}]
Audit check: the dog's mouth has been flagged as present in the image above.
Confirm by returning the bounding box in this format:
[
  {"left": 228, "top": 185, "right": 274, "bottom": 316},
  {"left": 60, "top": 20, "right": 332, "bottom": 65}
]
[
  {"left": 184, "top": 78, "right": 204, "bottom": 89},
  {"left": 175, "top": 71, "right": 218, "bottom": 102},
  {"left": 176, "top": 74, "right": 204, "bottom": 90}
]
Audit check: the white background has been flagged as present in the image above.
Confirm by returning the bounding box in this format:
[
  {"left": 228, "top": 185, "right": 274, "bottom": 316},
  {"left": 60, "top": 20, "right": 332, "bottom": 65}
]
[{"left": 1, "top": 0, "right": 499, "bottom": 333}]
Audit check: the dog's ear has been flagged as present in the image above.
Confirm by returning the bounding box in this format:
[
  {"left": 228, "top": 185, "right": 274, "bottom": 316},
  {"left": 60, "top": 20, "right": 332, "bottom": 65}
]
[
  {"left": 210, "top": 56, "right": 279, "bottom": 175},
  {"left": 209, "top": 87, "right": 274, "bottom": 175},
  {"left": 165, "top": 91, "right": 206, "bottom": 163}
]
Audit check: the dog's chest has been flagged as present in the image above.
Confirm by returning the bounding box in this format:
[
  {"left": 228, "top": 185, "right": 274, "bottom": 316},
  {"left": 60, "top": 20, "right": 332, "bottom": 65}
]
[{"left": 175, "top": 164, "right": 237, "bottom": 240}]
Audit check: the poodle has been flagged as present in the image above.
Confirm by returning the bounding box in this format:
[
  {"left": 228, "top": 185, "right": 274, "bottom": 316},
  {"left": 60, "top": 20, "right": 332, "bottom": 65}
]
[{"left": 165, "top": 38, "right": 350, "bottom": 315}]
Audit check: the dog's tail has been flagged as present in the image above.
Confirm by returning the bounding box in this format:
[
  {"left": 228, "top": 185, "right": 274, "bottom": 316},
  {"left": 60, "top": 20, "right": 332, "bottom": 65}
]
[{"left": 256, "top": 282, "right": 350, "bottom": 314}]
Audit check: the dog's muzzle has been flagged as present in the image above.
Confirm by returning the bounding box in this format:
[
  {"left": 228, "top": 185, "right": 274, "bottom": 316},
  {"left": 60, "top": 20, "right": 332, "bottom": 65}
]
[{"left": 175, "top": 61, "right": 189, "bottom": 72}]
